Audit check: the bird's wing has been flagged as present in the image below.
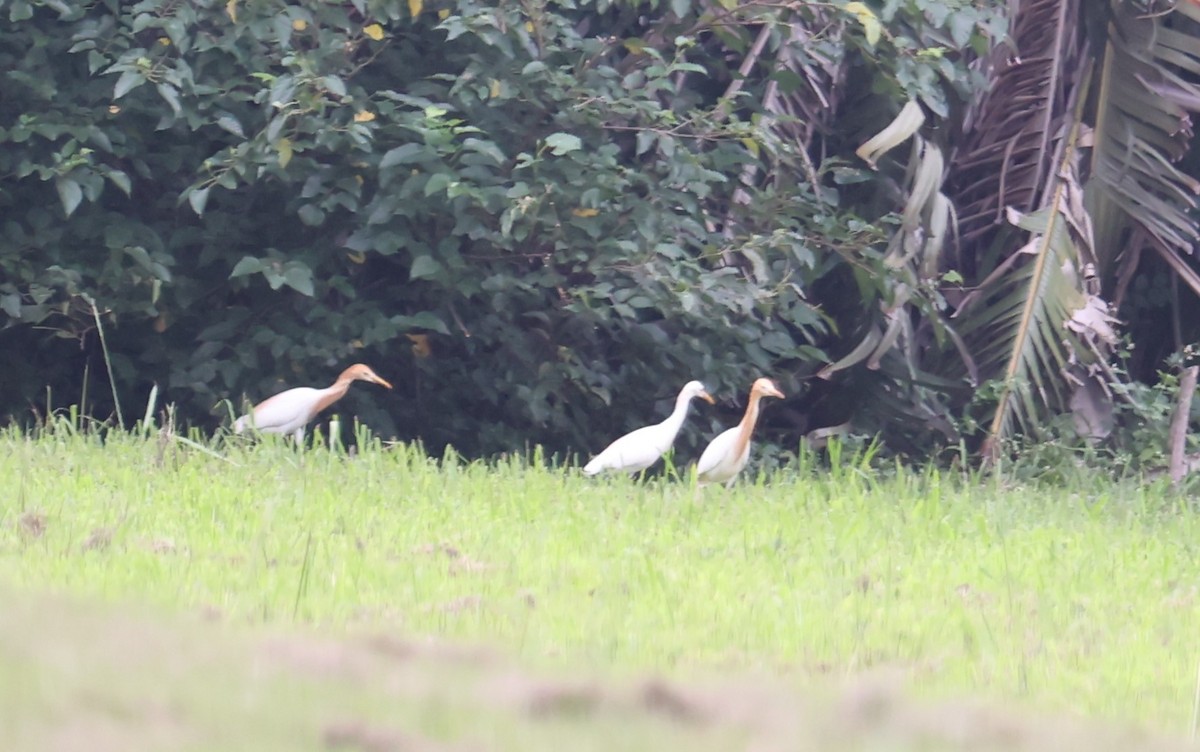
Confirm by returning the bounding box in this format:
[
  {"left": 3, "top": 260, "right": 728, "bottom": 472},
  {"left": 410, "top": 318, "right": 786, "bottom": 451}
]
[
  {"left": 583, "top": 425, "right": 668, "bottom": 474},
  {"left": 244, "top": 387, "right": 321, "bottom": 432},
  {"left": 696, "top": 427, "right": 737, "bottom": 477}
]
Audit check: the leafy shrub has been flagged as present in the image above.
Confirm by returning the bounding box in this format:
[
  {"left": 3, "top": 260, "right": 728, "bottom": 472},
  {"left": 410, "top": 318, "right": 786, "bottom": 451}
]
[{"left": 0, "top": 0, "right": 1004, "bottom": 461}]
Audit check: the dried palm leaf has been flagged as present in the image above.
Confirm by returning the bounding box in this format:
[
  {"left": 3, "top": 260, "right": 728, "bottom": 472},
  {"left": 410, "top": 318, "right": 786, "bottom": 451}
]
[
  {"left": 1087, "top": 1, "right": 1200, "bottom": 292},
  {"left": 821, "top": 104, "right": 968, "bottom": 382},
  {"left": 966, "top": 110, "right": 1117, "bottom": 457},
  {"left": 947, "top": 0, "right": 1082, "bottom": 266}
]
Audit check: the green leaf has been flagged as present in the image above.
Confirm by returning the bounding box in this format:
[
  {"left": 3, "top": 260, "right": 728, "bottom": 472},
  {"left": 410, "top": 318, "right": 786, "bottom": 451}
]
[
  {"left": 379, "top": 143, "right": 426, "bottom": 168},
  {"left": 464, "top": 137, "right": 506, "bottom": 164},
  {"left": 297, "top": 204, "right": 325, "bottom": 226},
  {"left": 544, "top": 132, "right": 582, "bottom": 156},
  {"left": 10, "top": 0, "right": 33, "bottom": 21},
  {"left": 106, "top": 170, "right": 132, "bottom": 197},
  {"left": 409, "top": 255, "right": 441, "bottom": 280},
  {"left": 817, "top": 326, "right": 882, "bottom": 379},
  {"left": 392, "top": 311, "right": 449, "bottom": 335},
  {"left": 55, "top": 177, "right": 83, "bottom": 216},
  {"left": 276, "top": 138, "right": 293, "bottom": 168},
  {"left": 104, "top": 224, "right": 134, "bottom": 249},
  {"left": 216, "top": 113, "right": 245, "bottom": 137},
  {"left": 322, "top": 75, "right": 347, "bottom": 98},
  {"left": 124, "top": 246, "right": 170, "bottom": 281},
  {"left": 0, "top": 294, "right": 21, "bottom": 318},
  {"left": 113, "top": 70, "right": 145, "bottom": 100},
  {"left": 424, "top": 173, "right": 452, "bottom": 196},
  {"left": 229, "top": 256, "right": 263, "bottom": 278},
  {"left": 265, "top": 114, "right": 287, "bottom": 143},
  {"left": 844, "top": 2, "right": 882, "bottom": 46},
  {"left": 131, "top": 12, "right": 155, "bottom": 32},
  {"left": 949, "top": 12, "right": 976, "bottom": 49},
  {"left": 187, "top": 186, "right": 210, "bottom": 216},
  {"left": 156, "top": 83, "right": 182, "bottom": 117},
  {"left": 283, "top": 264, "right": 315, "bottom": 296},
  {"left": 635, "top": 131, "right": 656, "bottom": 156}
]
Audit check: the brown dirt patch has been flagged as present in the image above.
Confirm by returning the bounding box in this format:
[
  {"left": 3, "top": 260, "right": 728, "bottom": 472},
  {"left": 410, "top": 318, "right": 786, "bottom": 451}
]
[
  {"left": 17, "top": 511, "right": 47, "bottom": 538},
  {"left": 414, "top": 542, "right": 494, "bottom": 576},
  {"left": 323, "top": 720, "right": 414, "bottom": 752},
  {"left": 639, "top": 679, "right": 707, "bottom": 724},
  {"left": 2, "top": 589, "right": 1198, "bottom": 752},
  {"left": 435, "top": 595, "right": 483, "bottom": 615},
  {"left": 523, "top": 681, "right": 603, "bottom": 718},
  {"left": 82, "top": 526, "right": 114, "bottom": 552}
]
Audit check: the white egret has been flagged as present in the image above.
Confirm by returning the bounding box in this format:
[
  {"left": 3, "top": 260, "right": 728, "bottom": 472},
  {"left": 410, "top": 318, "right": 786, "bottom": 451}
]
[{"left": 583, "top": 380, "right": 715, "bottom": 476}]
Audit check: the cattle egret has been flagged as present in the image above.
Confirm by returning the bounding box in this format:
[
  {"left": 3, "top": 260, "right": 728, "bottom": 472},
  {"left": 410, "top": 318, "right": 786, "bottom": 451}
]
[
  {"left": 233, "top": 363, "right": 392, "bottom": 442},
  {"left": 696, "top": 377, "right": 785, "bottom": 487},
  {"left": 583, "top": 380, "right": 715, "bottom": 476}
]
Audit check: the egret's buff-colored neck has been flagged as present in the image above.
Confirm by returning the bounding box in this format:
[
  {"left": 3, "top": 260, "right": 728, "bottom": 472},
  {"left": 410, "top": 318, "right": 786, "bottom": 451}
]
[
  {"left": 728, "top": 379, "right": 784, "bottom": 466},
  {"left": 312, "top": 364, "right": 392, "bottom": 415},
  {"left": 233, "top": 363, "right": 393, "bottom": 442}
]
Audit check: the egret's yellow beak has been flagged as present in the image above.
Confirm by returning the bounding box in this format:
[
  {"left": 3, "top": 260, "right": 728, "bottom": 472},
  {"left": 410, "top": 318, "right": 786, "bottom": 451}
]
[
  {"left": 699, "top": 391, "right": 716, "bottom": 404},
  {"left": 369, "top": 373, "right": 394, "bottom": 389}
]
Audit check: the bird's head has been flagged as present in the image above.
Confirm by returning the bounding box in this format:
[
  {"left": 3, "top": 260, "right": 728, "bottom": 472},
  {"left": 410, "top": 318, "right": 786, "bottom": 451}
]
[
  {"left": 681, "top": 380, "right": 716, "bottom": 404},
  {"left": 341, "top": 363, "right": 394, "bottom": 389},
  {"left": 751, "top": 378, "right": 785, "bottom": 400}
]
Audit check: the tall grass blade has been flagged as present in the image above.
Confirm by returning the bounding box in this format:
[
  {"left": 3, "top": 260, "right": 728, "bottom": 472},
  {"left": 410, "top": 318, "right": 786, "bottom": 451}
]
[
  {"left": 86, "top": 294, "right": 124, "bottom": 430},
  {"left": 141, "top": 383, "right": 159, "bottom": 435}
]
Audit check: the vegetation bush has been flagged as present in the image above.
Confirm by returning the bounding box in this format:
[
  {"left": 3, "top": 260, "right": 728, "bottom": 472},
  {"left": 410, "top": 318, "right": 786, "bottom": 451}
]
[{"left": 1, "top": 0, "right": 1197, "bottom": 469}]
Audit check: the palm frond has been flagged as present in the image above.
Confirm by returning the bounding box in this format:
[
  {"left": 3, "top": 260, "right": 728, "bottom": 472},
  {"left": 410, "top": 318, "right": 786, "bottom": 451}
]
[
  {"left": 947, "top": 0, "right": 1083, "bottom": 266},
  {"left": 958, "top": 111, "right": 1117, "bottom": 456},
  {"left": 1087, "top": 1, "right": 1200, "bottom": 292}
]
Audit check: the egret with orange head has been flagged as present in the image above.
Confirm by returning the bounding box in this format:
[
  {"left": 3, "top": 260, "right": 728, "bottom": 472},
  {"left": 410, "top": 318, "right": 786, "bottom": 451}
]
[
  {"left": 233, "top": 363, "right": 393, "bottom": 442},
  {"left": 695, "top": 377, "right": 785, "bottom": 487}
]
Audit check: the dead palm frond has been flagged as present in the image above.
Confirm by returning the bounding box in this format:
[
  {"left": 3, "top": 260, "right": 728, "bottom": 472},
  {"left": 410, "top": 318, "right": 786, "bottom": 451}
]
[
  {"left": 940, "top": 0, "right": 1200, "bottom": 456},
  {"left": 956, "top": 93, "right": 1120, "bottom": 457},
  {"left": 947, "top": 0, "right": 1083, "bottom": 274},
  {"left": 1087, "top": 1, "right": 1200, "bottom": 297}
]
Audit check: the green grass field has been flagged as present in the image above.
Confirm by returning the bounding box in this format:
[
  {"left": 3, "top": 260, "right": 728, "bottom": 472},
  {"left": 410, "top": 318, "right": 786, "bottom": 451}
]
[{"left": 2, "top": 424, "right": 1199, "bottom": 749}]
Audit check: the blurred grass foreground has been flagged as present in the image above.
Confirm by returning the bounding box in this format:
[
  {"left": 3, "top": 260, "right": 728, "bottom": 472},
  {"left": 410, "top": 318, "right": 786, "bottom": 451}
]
[{"left": 1, "top": 426, "right": 1199, "bottom": 749}]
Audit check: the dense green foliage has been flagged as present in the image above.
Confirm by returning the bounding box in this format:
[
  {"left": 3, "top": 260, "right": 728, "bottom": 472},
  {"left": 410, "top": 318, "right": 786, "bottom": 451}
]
[{"left": 0, "top": 0, "right": 1017, "bottom": 458}]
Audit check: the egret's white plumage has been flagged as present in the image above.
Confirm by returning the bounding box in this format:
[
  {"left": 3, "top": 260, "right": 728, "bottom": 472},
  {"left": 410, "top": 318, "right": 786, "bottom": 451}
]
[
  {"left": 233, "top": 363, "right": 392, "bottom": 442},
  {"left": 696, "top": 378, "right": 784, "bottom": 487},
  {"left": 583, "top": 380, "right": 715, "bottom": 476}
]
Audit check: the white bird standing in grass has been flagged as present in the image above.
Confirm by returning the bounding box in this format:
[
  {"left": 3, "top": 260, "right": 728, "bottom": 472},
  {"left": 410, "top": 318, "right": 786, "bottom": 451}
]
[
  {"left": 696, "top": 377, "right": 785, "bottom": 487},
  {"left": 233, "top": 363, "right": 393, "bottom": 442},
  {"left": 583, "top": 380, "right": 715, "bottom": 476}
]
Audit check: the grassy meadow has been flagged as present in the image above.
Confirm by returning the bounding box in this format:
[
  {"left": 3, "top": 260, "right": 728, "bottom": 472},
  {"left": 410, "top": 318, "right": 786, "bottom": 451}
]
[{"left": 2, "top": 422, "right": 1200, "bottom": 749}]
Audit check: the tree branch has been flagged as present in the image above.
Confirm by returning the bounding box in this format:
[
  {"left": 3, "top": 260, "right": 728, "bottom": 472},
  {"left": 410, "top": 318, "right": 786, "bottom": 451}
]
[{"left": 1169, "top": 365, "right": 1198, "bottom": 487}]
